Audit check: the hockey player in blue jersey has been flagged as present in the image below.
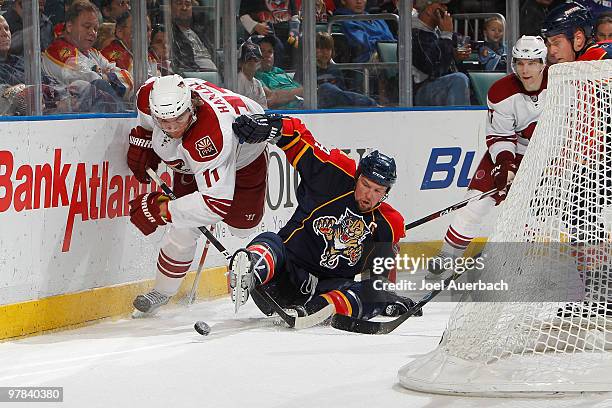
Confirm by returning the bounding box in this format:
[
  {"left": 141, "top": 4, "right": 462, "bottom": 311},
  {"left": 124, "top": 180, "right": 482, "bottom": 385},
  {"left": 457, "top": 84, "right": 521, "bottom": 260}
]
[
  {"left": 541, "top": 2, "right": 612, "bottom": 64},
  {"left": 228, "top": 113, "right": 421, "bottom": 323}
]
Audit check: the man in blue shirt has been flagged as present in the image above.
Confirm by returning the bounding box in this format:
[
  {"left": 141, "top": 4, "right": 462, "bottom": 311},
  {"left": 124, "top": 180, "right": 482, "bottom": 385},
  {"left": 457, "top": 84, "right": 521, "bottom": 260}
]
[
  {"left": 412, "top": 0, "right": 471, "bottom": 106},
  {"left": 335, "top": 0, "right": 396, "bottom": 63}
]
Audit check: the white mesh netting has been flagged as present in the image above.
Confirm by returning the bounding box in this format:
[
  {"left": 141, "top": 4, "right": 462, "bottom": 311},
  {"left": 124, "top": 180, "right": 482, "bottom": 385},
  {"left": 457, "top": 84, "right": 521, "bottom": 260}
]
[{"left": 399, "top": 60, "right": 612, "bottom": 397}]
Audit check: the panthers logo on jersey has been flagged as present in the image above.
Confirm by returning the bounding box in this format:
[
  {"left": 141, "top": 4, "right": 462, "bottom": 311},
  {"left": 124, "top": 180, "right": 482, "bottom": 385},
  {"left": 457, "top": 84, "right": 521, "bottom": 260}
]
[{"left": 313, "top": 209, "right": 371, "bottom": 269}]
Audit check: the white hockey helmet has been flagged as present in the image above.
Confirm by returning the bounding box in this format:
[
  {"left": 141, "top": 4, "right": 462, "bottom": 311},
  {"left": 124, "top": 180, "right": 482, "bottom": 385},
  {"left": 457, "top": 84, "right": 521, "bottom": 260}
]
[
  {"left": 149, "top": 74, "right": 193, "bottom": 120},
  {"left": 512, "top": 35, "right": 547, "bottom": 64}
]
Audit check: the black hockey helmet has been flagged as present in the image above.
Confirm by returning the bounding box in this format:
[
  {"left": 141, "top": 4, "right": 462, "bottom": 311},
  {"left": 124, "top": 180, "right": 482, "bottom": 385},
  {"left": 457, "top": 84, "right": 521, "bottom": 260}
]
[
  {"left": 357, "top": 150, "right": 397, "bottom": 189},
  {"left": 541, "top": 2, "right": 593, "bottom": 40}
]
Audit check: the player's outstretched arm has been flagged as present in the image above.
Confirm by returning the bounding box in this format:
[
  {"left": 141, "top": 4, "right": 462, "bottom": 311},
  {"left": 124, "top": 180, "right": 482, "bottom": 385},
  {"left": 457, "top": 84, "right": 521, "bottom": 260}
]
[
  {"left": 232, "top": 113, "right": 286, "bottom": 144},
  {"left": 236, "top": 113, "right": 356, "bottom": 194}
]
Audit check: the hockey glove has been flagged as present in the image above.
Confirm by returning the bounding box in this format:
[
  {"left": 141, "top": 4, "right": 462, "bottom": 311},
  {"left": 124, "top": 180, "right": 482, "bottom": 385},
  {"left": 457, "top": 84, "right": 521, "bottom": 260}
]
[
  {"left": 232, "top": 113, "right": 284, "bottom": 145},
  {"left": 127, "top": 126, "right": 162, "bottom": 183},
  {"left": 491, "top": 151, "right": 517, "bottom": 196},
  {"left": 128, "top": 192, "right": 169, "bottom": 236}
]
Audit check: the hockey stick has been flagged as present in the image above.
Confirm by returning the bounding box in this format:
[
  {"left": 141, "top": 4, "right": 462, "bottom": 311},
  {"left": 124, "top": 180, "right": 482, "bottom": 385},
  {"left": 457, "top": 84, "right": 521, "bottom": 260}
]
[
  {"left": 404, "top": 187, "right": 498, "bottom": 231},
  {"left": 331, "top": 270, "right": 466, "bottom": 334},
  {"left": 184, "top": 225, "right": 214, "bottom": 305},
  {"left": 146, "top": 168, "right": 232, "bottom": 259},
  {"left": 329, "top": 191, "right": 500, "bottom": 333},
  {"left": 330, "top": 189, "right": 502, "bottom": 332},
  {"left": 145, "top": 168, "right": 329, "bottom": 329}
]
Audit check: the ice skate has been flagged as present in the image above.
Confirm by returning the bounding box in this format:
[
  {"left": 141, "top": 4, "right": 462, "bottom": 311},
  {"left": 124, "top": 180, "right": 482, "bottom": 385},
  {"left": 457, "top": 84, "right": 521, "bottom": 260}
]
[
  {"left": 132, "top": 289, "right": 171, "bottom": 317},
  {"left": 229, "top": 249, "right": 255, "bottom": 313},
  {"left": 424, "top": 252, "right": 454, "bottom": 280}
]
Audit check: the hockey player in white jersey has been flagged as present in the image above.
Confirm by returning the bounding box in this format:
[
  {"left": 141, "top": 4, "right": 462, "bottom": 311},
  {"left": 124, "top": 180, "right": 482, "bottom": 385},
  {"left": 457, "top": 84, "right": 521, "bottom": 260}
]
[
  {"left": 428, "top": 36, "right": 548, "bottom": 277},
  {"left": 126, "top": 74, "right": 268, "bottom": 315}
]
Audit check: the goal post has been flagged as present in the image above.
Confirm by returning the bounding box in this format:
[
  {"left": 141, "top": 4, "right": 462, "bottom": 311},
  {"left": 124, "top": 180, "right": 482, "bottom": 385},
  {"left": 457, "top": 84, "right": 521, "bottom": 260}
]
[{"left": 398, "top": 60, "right": 612, "bottom": 397}]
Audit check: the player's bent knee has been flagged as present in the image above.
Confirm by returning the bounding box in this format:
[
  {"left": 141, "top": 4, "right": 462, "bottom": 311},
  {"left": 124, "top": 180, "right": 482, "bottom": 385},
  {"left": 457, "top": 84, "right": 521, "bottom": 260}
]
[
  {"left": 162, "top": 225, "right": 200, "bottom": 246},
  {"left": 246, "top": 232, "right": 286, "bottom": 285},
  {"left": 246, "top": 242, "right": 277, "bottom": 285},
  {"left": 160, "top": 226, "right": 199, "bottom": 259},
  {"left": 462, "top": 195, "right": 496, "bottom": 222}
]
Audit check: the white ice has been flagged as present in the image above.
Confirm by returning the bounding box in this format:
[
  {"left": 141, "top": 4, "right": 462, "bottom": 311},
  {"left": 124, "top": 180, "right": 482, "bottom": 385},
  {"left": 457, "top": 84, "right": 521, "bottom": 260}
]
[{"left": 1, "top": 296, "right": 611, "bottom": 408}]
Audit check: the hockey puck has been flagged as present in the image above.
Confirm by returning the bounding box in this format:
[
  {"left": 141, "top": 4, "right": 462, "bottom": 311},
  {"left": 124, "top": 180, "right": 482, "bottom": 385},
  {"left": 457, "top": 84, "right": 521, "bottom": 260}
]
[{"left": 194, "top": 321, "right": 211, "bottom": 336}]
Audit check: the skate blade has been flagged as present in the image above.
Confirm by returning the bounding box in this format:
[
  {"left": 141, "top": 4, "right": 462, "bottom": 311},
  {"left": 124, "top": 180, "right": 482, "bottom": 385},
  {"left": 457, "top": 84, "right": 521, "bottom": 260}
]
[{"left": 232, "top": 251, "right": 251, "bottom": 314}]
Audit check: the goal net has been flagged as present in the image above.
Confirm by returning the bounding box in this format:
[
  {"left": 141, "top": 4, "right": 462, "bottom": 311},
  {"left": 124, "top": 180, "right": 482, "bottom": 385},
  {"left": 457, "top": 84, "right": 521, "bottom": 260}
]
[{"left": 399, "top": 60, "right": 612, "bottom": 397}]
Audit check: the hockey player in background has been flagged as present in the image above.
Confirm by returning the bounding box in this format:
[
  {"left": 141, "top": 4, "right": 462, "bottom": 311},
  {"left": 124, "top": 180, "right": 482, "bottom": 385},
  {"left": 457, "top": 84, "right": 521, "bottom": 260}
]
[
  {"left": 228, "top": 113, "right": 421, "bottom": 321},
  {"left": 541, "top": 2, "right": 612, "bottom": 64},
  {"left": 126, "top": 74, "right": 268, "bottom": 315},
  {"left": 427, "top": 36, "right": 548, "bottom": 277},
  {"left": 542, "top": 2, "right": 612, "bottom": 317}
]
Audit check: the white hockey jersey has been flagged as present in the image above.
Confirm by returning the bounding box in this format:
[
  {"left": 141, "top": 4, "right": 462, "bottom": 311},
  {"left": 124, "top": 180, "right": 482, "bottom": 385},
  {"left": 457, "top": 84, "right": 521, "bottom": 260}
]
[
  {"left": 135, "top": 77, "right": 267, "bottom": 229},
  {"left": 485, "top": 68, "right": 548, "bottom": 163}
]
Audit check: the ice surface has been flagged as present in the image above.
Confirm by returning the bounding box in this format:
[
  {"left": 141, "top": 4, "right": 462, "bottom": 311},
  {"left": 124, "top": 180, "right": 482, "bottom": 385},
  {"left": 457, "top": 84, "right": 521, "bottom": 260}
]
[{"left": 0, "top": 297, "right": 611, "bottom": 408}]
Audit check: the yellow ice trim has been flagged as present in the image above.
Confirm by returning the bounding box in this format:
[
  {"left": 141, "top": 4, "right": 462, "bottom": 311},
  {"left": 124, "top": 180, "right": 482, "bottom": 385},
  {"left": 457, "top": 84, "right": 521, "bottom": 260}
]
[{"left": 0, "top": 266, "right": 228, "bottom": 341}]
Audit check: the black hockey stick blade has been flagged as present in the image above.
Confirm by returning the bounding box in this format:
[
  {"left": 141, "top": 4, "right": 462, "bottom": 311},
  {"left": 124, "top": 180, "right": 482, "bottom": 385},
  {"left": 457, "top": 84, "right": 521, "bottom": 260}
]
[
  {"left": 331, "top": 271, "right": 465, "bottom": 335},
  {"left": 251, "top": 288, "right": 295, "bottom": 326}
]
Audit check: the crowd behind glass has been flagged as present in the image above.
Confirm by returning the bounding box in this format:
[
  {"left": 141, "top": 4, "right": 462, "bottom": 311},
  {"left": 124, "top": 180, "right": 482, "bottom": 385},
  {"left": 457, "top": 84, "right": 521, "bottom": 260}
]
[{"left": 0, "top": 0, "right": 611, "bottom": 116}]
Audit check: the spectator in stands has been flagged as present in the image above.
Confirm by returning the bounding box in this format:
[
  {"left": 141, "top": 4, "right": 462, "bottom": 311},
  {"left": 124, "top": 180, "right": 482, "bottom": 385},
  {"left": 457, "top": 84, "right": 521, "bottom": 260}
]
[
  {"left": 519, "top": 0, "right": 557, "bottom": 37},
  {"left": 479, "top": 16, "right": 507, "bottom": 71},
  {"left": 315, "top": 0, "right": 333, "bottom": 23},
  {"left": 94, "top": 21, "right": 115, "bottom": 50},
  {"left": 295, "top": 0, "right": 334, "bottom": 23},
  {"left": 595, "top": 12, "right": 612, "bottom": 41},
  {"left": 239, "top": 0, "right": 300, "bottom": 69},
  {"left": 334, "top": 0, "right": 396, "bottom": 63},
  {"left": 0, "top": 14, "right": 62, "bottom": 115},
  {"left": 149, "top": 24, "right": 173, "bottom": 75},
  {"left": 379, "top": 0, "right": 400, "bottom": 37},
  {"left": 574, "top": 0, "right": 612, "bottom": 19},
  {"left": 101, "top": 12, "right": 159, "bottom": 77},
  {"left": 170, "top": 0, "right": 217, "bottom": 73},
  {"left": 295, "top": 32, "right": 377, "bottom": 108},
  {"left": 412, "top": 0, "right": 470, "bottom": 106},
  {"left": 147, "top": 0, "right": 162, "bottom": 26},
  {"left": 45, "top": 0, "right": 67, "bottom": 25},
  {"left": 295, "top": 0, "right": 335, "bottom": 21},
  {"left": 42, "top": 0, "right": 131, "bottom": 110},
  {"left": 100, "top": 0, "right": 130, "bottom": 23},
  {"left": 254, "top": 35, "right": 303, "bottom": 109},
  {"left": 0, "top": 15, "right": 24, "bottom": 87},
  {"left": 3, "top": 0, "right": 54, "bottom": 55},
  {"left": 50, "top": 0, "right": 72, "bottom": 41},
  {"left": 237, "top": 38, "right": 268, "bottom": 109}
]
